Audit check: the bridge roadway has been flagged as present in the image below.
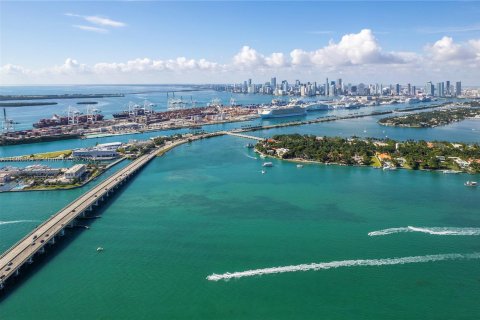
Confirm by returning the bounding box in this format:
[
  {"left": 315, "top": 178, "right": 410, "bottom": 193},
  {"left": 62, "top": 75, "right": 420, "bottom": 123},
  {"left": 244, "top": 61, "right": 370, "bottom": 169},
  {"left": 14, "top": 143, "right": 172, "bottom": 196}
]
[
  {"left": 0, "top": 139, "right": 190, "bottom": 289},
  {"left": 224, "top": 131, "right": 265, "bottom": 141}
]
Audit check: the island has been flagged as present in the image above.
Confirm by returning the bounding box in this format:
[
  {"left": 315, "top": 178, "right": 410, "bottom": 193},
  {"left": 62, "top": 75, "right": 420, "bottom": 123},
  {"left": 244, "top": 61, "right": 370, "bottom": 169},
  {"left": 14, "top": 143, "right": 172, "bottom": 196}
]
[
  {"left": 255, "top": 134, "right": 480, "bottom": 173},
  {"left": 0, "top": 102, "right": 58, "bottom": 107},
  {"left": 379, "top": 103, "right": 480, "bottom": 128}
]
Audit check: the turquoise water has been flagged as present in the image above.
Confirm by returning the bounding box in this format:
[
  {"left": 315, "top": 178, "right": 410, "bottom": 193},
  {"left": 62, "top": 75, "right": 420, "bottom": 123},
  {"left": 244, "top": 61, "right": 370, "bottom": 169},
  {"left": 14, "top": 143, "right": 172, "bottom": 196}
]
[
  {"left": 1, "top": 135, "right": 479, "bottom": 319},
  {"left": 1, "top": 86, "right": 479, "bottom": 318}
]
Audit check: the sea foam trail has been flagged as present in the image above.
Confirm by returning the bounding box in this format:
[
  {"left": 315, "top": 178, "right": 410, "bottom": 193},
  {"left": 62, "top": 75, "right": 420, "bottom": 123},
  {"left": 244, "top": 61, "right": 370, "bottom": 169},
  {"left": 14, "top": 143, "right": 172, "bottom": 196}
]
[
  {"left": 368, "top": 226, "right": 480, "bottom": 236},
  {"left": 0, "top": 220, "right": 38, "bottom": 226},
  {"left": 206, "top": 252, "right": 480, "bottom": 281},
  {"left": 244, "top": 154, "right": 257, "bottom": 160}
]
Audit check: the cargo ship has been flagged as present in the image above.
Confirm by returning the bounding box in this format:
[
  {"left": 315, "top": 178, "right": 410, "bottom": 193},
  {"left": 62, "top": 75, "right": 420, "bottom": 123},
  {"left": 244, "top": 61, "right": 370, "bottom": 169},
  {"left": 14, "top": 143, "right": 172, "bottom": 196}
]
[
  {"left": 113, "top": 101, "right": 156, "bottom": 119},
  {"left": 33, "top": 113, "right": 104, "bottom": 128}
]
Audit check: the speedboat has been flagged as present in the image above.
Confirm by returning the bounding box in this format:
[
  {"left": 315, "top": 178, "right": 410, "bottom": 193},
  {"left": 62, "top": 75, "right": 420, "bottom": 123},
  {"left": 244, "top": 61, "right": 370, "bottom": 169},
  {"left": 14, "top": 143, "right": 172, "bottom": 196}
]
[
  {"left": 262, "top": 162, "right": 273, "bottom": 167},
  {"left": 464, "top": 181, "right": 478, "bottom": 187}
]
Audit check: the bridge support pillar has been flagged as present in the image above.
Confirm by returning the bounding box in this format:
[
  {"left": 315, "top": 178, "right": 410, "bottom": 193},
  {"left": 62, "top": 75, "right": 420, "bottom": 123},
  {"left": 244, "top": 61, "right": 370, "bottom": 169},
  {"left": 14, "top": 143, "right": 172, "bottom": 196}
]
[
  {"left": 27, "top": 257, "right": 34, "bottom": 264},
  {"left": 39, "top": 247, "right": 45, "bottom": 254},
  {"left": 60, "top": 229, "right": 65, "bottom": 236},
  {"left": 49, "top": 237, "right": 55, "bottom": 245},
  {"left": 14, "top": 269, "right": 20, "bottom": 277}
]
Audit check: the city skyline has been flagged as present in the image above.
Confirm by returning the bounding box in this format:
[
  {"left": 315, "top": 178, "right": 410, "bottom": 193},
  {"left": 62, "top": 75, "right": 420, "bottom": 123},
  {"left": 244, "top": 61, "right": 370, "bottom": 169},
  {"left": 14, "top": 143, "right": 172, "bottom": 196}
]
[{"left": 1, "top": 1, "right": 480, "bottom": 85}]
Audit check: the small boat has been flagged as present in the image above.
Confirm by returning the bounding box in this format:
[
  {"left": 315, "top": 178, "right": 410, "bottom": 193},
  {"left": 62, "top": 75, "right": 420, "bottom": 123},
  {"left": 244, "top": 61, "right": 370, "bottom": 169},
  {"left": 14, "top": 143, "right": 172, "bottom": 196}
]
[
  {"left": 464, "top": 181, "right": 478, "bottom": 187},
  {"left": 296, "top": 164, "right": 304, "bottom": 168},
  {"left": 261, "top": 170, "right": 266, "bottom": 174},
  {"left": 97, "top": 247, "right": 104, "bottom": 252},
  {"left": 262, "top": 162, "right": 273, "bottom": 167},
  {"left": 245, "top": 143, "right": 255, "bottom": 149}
]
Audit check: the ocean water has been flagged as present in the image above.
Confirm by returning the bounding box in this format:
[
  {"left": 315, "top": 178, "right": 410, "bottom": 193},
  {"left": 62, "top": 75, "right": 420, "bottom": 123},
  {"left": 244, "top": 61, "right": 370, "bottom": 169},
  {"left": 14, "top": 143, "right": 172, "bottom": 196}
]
[
  {"left": 1, "top": 86, "right": 480, "bottom": 319},
  {"left": 1, "top": 135, "right": 480, "bottom": 319}
]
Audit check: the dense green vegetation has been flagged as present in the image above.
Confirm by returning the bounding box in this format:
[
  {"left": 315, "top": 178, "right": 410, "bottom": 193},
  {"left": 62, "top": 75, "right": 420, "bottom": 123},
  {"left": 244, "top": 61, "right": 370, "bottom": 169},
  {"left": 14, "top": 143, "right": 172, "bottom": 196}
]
[
  {"left": 379, "top": 106, "right": 480, "bottom": 128},
  {"left": 256, "top": 134, "right": 480, "bottom": 173}
]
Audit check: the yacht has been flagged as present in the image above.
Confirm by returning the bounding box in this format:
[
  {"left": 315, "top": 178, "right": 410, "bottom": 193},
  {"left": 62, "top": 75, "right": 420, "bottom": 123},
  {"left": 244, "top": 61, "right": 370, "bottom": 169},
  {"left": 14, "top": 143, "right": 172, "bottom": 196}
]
[
  {"left": 262, "top": 162, "right": 273, "bottom": 167},
  {"left": 464, "top": 181, "right": 478, "bottom": 187}
]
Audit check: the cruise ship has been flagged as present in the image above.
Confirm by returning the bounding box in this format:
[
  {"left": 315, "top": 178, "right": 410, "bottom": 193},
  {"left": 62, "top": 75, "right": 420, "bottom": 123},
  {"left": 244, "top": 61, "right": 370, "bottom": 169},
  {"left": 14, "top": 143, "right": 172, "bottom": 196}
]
[
  {"left": 304, "top": 102, "right": 329, "bottom": 112},
  {"left": 258, "top": 102, "right": 307, "bottom": 119}
]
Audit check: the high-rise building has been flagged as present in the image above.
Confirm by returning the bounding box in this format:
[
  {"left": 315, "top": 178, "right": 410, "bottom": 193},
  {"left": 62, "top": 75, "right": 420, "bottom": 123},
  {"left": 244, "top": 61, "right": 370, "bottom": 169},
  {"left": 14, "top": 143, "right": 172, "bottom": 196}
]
[
  {"left": 395, "top": 84, "right": 400, "bottom": 95},
  {"left": 456, "top": 81, "right": 462, "bottom": 96},
  {"left": 412, "top": 86, "right": 416, "bottom": 96},
  {"left": 445, "top": 80, "right": 450, "bottom": 95},
  {"left": 436, "top": 82, "right": 444, "bottom": 97},
  {"left": 325, "top": 78, "right": 329, "bottom": 96},
  {"left": 271, "top": 77, "right": 276, "bottom": 89},
  {"left": 407, "top": 83, "right": 411, "bottom": 95},
  {"left": 425, "top": 81, "right": 434, "bottom": 96}
]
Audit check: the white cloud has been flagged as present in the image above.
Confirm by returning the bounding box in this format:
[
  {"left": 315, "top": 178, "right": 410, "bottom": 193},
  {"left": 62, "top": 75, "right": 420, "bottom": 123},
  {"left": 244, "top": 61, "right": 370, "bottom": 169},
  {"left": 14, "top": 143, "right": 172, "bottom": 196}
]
[
  {"left": 424, "top": 36, "right": 479, "bottom": 62},
  {"left": 233, "top": 46, "right": 287, "bottom": 69},
  {"left": 73, "top": 25, "right": 108, "bottom": 34},
  {"left": 2, "top": 30, "right": 480, "bottom": 85},
  {"left": 83, "top": 16, "right": 126, "bottom": 28},
  {"left": 291, "top": 29, "right": 405, "bottom": 67},
  {"left": 66, "top": 13, "right": 126, "bottom": 33}
]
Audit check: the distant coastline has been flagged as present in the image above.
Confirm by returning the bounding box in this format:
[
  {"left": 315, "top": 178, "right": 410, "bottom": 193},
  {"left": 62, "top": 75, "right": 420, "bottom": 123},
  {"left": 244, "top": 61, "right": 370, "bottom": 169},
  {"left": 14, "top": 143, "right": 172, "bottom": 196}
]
[
  {"left": 0, "top": 102, "right": 58, "bottom": 107},
  {"left": 0, "top": 93, "right": 124, "bottom": 101}
]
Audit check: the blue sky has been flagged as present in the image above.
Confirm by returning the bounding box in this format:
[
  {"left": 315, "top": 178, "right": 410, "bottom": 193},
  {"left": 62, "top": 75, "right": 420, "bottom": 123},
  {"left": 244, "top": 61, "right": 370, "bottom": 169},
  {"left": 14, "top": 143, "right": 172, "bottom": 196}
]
[{"left": 1, "top": 1, "right": 480, "bottom": 85}]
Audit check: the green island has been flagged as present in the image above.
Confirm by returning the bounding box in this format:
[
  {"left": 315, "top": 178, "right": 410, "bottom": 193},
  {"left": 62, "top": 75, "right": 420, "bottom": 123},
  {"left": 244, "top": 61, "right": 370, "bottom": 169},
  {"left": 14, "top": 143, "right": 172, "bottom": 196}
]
[
  {"left": 379, "top": 103, "right": 480, "bottom": 128},
  {"left": 255, "top": 134, "right": 480, "bottom": 173}
]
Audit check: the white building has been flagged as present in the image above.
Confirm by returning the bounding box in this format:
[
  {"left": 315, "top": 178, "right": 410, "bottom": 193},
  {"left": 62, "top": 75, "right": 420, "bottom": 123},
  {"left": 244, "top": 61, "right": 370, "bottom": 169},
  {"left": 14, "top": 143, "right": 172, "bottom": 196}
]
[
  {"left": 72, "top": 142, "right": 121, "bottom": 160},
  {"left": 22, "top": 165, "right": 61, "bottom": 177},
  {"left": 64, "top": 164, "right": 87, "bottom": 179}
]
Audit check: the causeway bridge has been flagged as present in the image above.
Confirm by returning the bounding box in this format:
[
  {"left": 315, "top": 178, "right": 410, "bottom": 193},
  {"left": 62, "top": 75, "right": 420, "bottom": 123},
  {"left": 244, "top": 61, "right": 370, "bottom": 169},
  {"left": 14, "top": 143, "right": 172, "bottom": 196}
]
[
  {"left": 224, "top": 131, "right": 265, "bottom": 141},
  {"left": 0, "top": 130, "right": 266, "bottom": 290},
  {"left": 0, "top": 139, "right": 191, "bottom": 290}
]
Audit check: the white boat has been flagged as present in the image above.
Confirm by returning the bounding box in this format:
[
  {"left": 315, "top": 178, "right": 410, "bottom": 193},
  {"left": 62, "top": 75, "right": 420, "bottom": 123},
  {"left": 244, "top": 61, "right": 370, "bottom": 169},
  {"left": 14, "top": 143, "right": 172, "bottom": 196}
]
[
  {"left": 344, "top": 102, "right": 364, "bottom": 109},
  {"left": 296, "top": 164, "right": 304, "bottom": 168},
  {"left": 262, "top": 162, "right": 273, "bottom": 167},
  {"left": 261, "top": 170, "right": 266, "bottom": 174},
  {"left": 258, "top": 101, "right": 306, "bottom": 119},
  {"left": 97, "top": 247, "right": 104, "bottom": 252},
  {"left": 304, "top": 103, "right": 329, "bottom": 112},
  {"left": 406, "top": 98, "right": 420, "bottom": 104},
  {"left": 464, "top": 181, "right": 478, "bottom": 187}
]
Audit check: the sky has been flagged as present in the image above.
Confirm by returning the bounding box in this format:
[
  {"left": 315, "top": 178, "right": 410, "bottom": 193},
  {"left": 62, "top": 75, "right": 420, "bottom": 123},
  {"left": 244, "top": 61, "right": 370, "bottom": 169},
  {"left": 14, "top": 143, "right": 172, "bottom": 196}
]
[{"left": 1, "top": 1, "right": 480, "bottom": 85}]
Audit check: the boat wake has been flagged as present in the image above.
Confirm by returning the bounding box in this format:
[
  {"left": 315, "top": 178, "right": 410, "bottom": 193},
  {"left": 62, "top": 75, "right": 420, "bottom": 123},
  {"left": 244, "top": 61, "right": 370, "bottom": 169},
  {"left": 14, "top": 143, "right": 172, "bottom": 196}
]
[
  {"left": 206, "top": 252, "right": 480, "bottom": 281},
  {"left": 0, "top": 220, "right": 38, "bottom": 226},
  {"left": 368, "top": 226, "right": 480, "bottom": 236},
  {"left": 244, "top": 154, "right": 257, "bottom": 160}
]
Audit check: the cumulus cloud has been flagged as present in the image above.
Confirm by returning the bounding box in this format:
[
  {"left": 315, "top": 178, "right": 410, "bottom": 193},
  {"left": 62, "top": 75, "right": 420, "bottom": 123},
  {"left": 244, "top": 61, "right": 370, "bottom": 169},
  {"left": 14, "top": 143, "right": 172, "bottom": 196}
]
[
  {"left": 291, "top": 29, "right": 405, "bottom": 67},
  {"left": 233, "top": 46, "right": 287, "bottom": 68},
  {"left": 425, "top": 36, "right": 479, "bottom": 62},
  {"left": 2, "top": 30, "right": 480, "bottom": 85}
]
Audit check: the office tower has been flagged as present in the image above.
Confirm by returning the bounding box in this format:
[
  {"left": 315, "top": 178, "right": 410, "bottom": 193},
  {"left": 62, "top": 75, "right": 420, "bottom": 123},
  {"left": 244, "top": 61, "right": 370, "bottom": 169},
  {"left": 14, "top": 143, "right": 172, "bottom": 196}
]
[
  {"left": 436, "top": 82, "right": 444, "bottom": 97},
  {"left": 412, "top": 86, "right": 416, "bottom": 95},
  {"left": 395, "top": 84, "right": 400, "bottom": 95},
  {"left": 248, "top": 78, "right": 252, "bottom": 87},
  {"left": 271, "top": 77, "right": 276, "bottom": 89},
  {"left": 446, "top": 80, "right": 450, "bottom": 95},
  {"left": 425, "top": 81, "right": 434, "bottom": 96},
  {"left": 407, "top": 83, "right": 411, "bottom": 95},
  {"left": 456, "top": 81, "right": 462, "bottom": 96}
]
